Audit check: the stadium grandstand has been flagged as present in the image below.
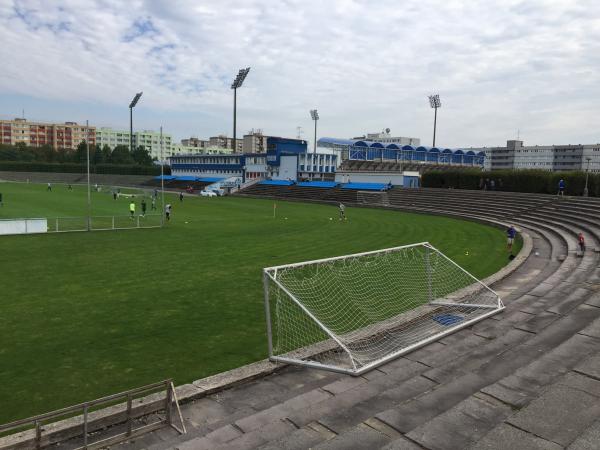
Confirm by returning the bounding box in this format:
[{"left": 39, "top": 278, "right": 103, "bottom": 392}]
[
  {"left": 318, "top": 137, "right": 486, "bottom": 167},
  {"left": 164, "top": 135, "right": 485, "bottom": 195}
]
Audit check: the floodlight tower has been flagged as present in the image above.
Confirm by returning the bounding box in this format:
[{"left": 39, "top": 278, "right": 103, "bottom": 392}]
[
  {"left": 231, "top": 67, "right": 251, "bottom": 153},
  {"left": 310, "top": 109, "right": 319, "bottom": 154},
  {"left": 428, "top": 94, "right": 441, "bottom": 147},
  {"left": 129, "top": 92, "right": 143, "bottom": 152}
]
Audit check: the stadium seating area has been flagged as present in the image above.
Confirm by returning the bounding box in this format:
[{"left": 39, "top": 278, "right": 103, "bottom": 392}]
[
  {"left": 143, "top": 175, "right": 225, "bottom": 191},
  {"left": 296, "top": 181, "right": 338, "bottom": 188},
  {"left": 340, "top": 159, "right": 475, "bottom": 173},
  {"left": 341, "top": 182, "right": 389, "bottom": 191},
  {"left": 242, "top": 183, "right": 361, "bottom": 203},
  {"left": 258, "top": 180, "right": 295, "bottom": 186}
]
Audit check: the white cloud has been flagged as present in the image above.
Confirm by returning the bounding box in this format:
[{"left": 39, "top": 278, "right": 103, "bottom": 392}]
[{"left": 1, "top": 0, "right": 600, "bottom": 146}]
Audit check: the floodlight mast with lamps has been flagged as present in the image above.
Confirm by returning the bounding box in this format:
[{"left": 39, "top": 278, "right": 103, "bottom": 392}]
[
  {"left": 129, "top": 92, "right": 143, "bottom": 153},
  {"left": 231, "top": 67, "right": 251, "bottom": 154},
  {"left": 428, "top": 94, "right": 441, "bottom": 147},
  {"left": 310, "top": 109, "right": 319, "bottom": 154}
]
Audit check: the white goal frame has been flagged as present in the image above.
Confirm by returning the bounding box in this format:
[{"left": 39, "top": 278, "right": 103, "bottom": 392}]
[{"left": 263, "top": 242, "right": 504, "bottom": 376}]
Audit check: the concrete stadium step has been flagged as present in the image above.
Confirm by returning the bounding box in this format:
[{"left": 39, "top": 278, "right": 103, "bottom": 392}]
[
  {"left": 386, "top": 190, "right": 551, "bottom": 209},
  {"left": 372, "top": 304, "right": 600, "bottom": 448},
  {"left": 393, "top": 330, "right": 600, "bottom": 449},
  {"left": 469, "top": 353, "right": 600, "bottom": 449},
  {"left": 490, "top": 229, "right": 560, "bottom": 301},
  {"left": 387, "top": 192, "right": 544, "bottom": 212},
  {"left": 519, "top": 210, "right": 600, "bottom": 243}
]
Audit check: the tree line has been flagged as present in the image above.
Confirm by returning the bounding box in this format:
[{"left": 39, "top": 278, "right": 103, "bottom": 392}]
[{"left": 0, "top": 141, "right": 154, "bottom": 166}]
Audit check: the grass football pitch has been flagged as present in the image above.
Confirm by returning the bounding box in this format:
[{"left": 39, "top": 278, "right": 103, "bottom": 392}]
[{"left": 0, "top": 182, "right": 520, "bottom": 422}]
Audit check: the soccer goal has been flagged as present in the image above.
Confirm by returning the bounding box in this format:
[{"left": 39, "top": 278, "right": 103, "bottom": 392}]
[{"left": 263, "top": 242, "right": 503, "bottom": 375}]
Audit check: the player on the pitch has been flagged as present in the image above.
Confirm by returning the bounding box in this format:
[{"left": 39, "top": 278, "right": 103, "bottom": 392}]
[
  {"left": 339, "top": 202, "right": 347, "bottom": 221},
  {"left": 129, "top": 200, "right": 136, "bottom": 219}
]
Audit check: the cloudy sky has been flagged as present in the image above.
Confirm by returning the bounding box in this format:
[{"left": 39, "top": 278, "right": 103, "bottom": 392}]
[{"left": 1, "top": 0, "right": 599, "bottom": 147}]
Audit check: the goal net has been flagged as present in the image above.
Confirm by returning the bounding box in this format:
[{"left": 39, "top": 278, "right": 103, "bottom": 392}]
[{"left": 263, "top": 242, "right": 503, "bottom": 375}]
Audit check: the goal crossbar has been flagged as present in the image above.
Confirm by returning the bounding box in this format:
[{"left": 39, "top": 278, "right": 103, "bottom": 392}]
[{"left": 264, "top": 241, "right": 430, "bottom": 272}]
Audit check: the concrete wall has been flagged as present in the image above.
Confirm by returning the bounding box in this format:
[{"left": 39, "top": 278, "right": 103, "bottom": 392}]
[
  {"left": 0, "top": 218, "right": 47, "bottom": 235},
  {"left": 272, "top": 155, "right": 298, "bottom": 181},
  {"left": 0, "top": 171, "right": 154, "bottom": 187}
]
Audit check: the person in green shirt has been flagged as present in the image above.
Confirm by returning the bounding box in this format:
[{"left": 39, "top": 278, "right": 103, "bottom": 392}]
[{"left": 129, "top": 200, "right": 136, "bottom": 219}]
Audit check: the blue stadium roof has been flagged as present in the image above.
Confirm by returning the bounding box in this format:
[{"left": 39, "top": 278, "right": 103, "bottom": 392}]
[
  {"left": 319, "top": 137, "right": 472, "bottom": 155},
  {"left": 198, "top": 177, "right": 225, "bottom": 183},
  {"left": 318, "top": 137, "right": 362, "bottom": 146},
  {"left": 259, "top": 180, "right": 295, "bottom": 186},
  {"left": 342, "top": 182, "right": 388, "bottom": 191},
  {"left": 297, "top": 181, "right": 338, "bottom": 188}
]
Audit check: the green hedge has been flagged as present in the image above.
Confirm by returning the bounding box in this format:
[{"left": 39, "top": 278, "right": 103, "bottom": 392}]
[
  {"left": 422, "top": 169, "right": 600, "bottom": 197},
  {"left": 0, "top": 161, "right": 170, "bottom": 176}
]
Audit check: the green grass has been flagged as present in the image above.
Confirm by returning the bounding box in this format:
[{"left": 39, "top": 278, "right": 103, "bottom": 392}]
[{"left": 0, "top": 182, "right": 521, "bottom": 422}]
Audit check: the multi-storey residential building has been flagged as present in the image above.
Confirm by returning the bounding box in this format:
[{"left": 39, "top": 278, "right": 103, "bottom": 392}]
[
  {"left": 472, "top": 140, "right": 600, "bottom": 172},
  {"left": 0, "top": 118, "right": 96, "bottom": 150},
  {"left": 134, "top": 130, "right": 172, "bottom": 160},
  {"left": 95, "top": 127, "right": 173, "bottom": 161},
  {"left": 95, "top": 128, "right": 132, "bottom": 149},
  {"left": 181, "top": 137, "right": 209, "bottom": 148},
  {"left": 242, "top": 130, "right": 268, "bottom": 153},
  {"left": 209, "top": 135, "right": 243, "bottom": 152}
]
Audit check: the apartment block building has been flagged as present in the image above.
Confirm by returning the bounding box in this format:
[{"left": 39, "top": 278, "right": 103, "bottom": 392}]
[
  {"left": 209, "top": 135, "right": 243, "bottom": 152},
  {"left": 181, "top": 137, "right": 209, "bottom": 148},
  {"left": 0, "top": 118, "right": 96, "bottom": 150},
  {"left": 243, "top": 130, "right": 268, "bottom": 153},
  {"left": 95, "top": 127, "right": 173, "bottom": 161},
  {"left": 473, "top": 140, "right": 600, "bottom": 172}
]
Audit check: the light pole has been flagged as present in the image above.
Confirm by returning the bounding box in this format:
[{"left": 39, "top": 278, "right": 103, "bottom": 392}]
[
  {"left": 584, "top": 157, "right": 591, "bottom": 197},
  {"left": 86, "top": 119, "right": 91, "bottom": 231},
  {"left": 160, "top": 126, "right": 165, "bottom": 226},
  {"left": 129, "top": 92, "right": 143, "bottom": 153},
  {"left": 428, "top": 94, "right": 441, "bottom": 147},
  {"left": 231, "top": 67, "right": 251, "bottom": 153},
  {"left": 310, "top": 109, "right": 319, "bottom": 154}
]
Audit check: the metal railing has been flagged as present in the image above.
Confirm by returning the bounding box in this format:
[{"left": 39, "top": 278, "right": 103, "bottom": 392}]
[
  {"left": 0, "top": 380, "right": 185, "bottom": 450},
  {"left": 0, "top": 215, "right": 163, "bottom": 236},
  {"left": 49, "top": 214, "right": 163, "bottom": 233}
]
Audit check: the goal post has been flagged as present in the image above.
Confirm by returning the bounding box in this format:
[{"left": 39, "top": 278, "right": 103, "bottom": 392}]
[{"left": 263, "top": 242, "right": 503, "bottom": 375}]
